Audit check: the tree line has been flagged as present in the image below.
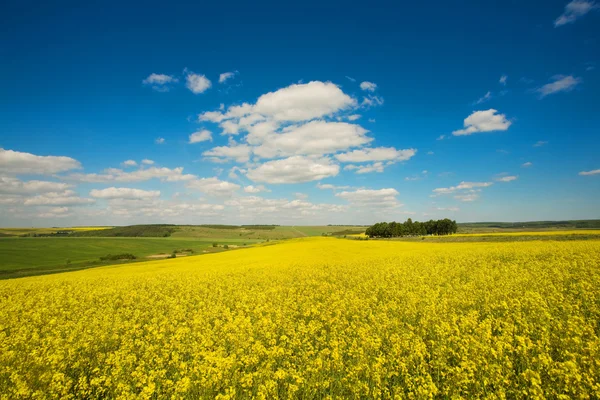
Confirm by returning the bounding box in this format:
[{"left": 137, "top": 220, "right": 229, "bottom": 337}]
[{"left": 365, "top": 218, "right": 458, "bottom": 238}]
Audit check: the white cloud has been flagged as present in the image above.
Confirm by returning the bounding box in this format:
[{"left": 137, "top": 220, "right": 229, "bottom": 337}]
[
  {"left": 555, "top": 0, "right": 598, "bottom": 26},
  {"left": 219, "top": 72, "right": 236, "bottom": 84},
  {"left": 345, "top": 76, "right": 356, "bottom": 82},
  {"left": 0, "top": 176, "right": 72, "bottom": 194},
  {"left": 316, "top": 183, "right": 351, "bottom": 190},
  {"left": 122, "top": 160, "right": 137, "bottom": 167},
  {"left": 0, "top": 148, "right": 81, "bottom": 175},
  {"left": 186, "top": 72, "right": 212, "bottom": 94},
  {"left": 253, "top": 121, "right": 371, "bottom": 159},
  {"left": 475, "top": 91, "right": 492, "bottom": 104},
  {"left": 344, "top": 162, "right": 385, "bottom": 174},
  {"left": 336, "top": 188, "right": 401, "bottom": 208},
  {"left": 522, "top": 162, "right": 533, "bottom": 168},
  {"left": 452, "top": 109, "right": 511, "bottom": 136},
  {"left": 142, "top": 159, "right": 154, "bottom": 165},
  {"left": 433, "top": 181, "right": 493, "bottom": 195},
  {"left": 24, "top": 190, "right": 95, "bottom": 206},
  {"left": 437, "top": 135, "right": 446, "bottom": 141},
  {"left": 496, "top": 175, "right": 518, "bottom": 182},
  {"left": 427, "top": 151, "right": 434, "bottom": 155},
  {"left": 90, "top": 187, "right": 161, "bottom": 199},
  {"left": 347, "top": 114, "right": 361, "bottom": 121},
  {"left": 360, "top": 81, "right": 377, "bottom": 92},
  {"left": 246, "top": 156, "right": 339, "bottom": 184},
  {"left": 143, "top": 73, "right": 177, "bottom": 85},
  {"left": 244, "top": 185, "right": 269, "bottom": 193},
  {"left": 155, "top": 137, "right": 165, "bottom": 144},
  {"left": 186, "top": 177, "right": 241, "bottom": 196},
  {"left": 335, "top": 147, "right": 416, "bottom": 163},
  {"left": 533, "top": 140, "right": 548, "bottom": 147},
  {"left": 142, "top": 74, "right": 178, "bottom": 91},
  {"left": 203, "top": 144, "right": 252, "bottom": 163},
  {"left": 579, "top": 169, "right": 600, "bottom": 176},
  {"left": 38, "top": 207, "right": 71, "bottom": 218},
  {"left": 536, "top": 75, "right": 581, "bottom": 97},
  {"left": 189, "top": 129, "right": 213, "bottom": 143},
  {"left": 436, "top": 207, "right": 460, "bottom": 212},
  {"left": 368, "top": 118, "right": 376, "bottom": 123},
  {"left": 454, "top": 193, "right": 479, "bottom": 202},
  {"left": 499, "top": 75, "right": 508, "bottom": 85},
  {"left": 361, "top": 95, "right": 384, "bottom": 107},
  {"left": 66, "top": 166, "right": 195, "bottom": 183},
  {"left": 253, "top": 81, "right": 356, "bottom": 121}
]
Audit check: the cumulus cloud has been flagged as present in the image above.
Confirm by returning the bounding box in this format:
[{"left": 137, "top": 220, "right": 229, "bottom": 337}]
[
  {"left": 24, "top": 190, "right": 95, "bottom": 206},
  {"left": 253, "top": 121, "right": 371, "bottom": 159},
  {"left": 189, "top": 129, "right": 213, "bottom": 143},
  {"left": 499, "top": 75, "right": 508, "bottom": 85},
  {"left": 38, "top": 207, "right": 71, "bottom": 218},
  {"left": 186, "top": 72, "right": 212, "bottom": 94},
  {"left": 246, "top": 156, "right": 339, "bottom": 184},
  {"left": 0, "top": 177, "right": 72, "bottom": 194},
  {"left": 253, "top": 81, "right": 356, "bottom": 121},
  {"left": 0, "top": 148, "right": 81, "bottom": 175},
  {"left": 66, "top": 166, "right": 195, "bottom": 183},
  {"left": 203, "top": 144, "right": 252, "bottom": 163},
  {"left": 344, "top": 162, "right": 386, "bottom": 174},
  {"left": 186, "top": 177, "right": 241, "bottom": 196},
  {"left": 536, "top": 75, "right": 582, "bottom": 98},
  {"left": 522, "top": 162, "right": 533, "bottom": 167},
  {"left": 90, "top": 187, "right": 161, "bottom": 199},
  {"left": 155, "top": 137, "right": 165, "bottom": 144},
  {"left": 142, "top": 159, "right": 154, "bottom": 165},
  {"left": 335, "top": 147, "right": 416, "bottom": 163},
  {"left": 122, "top": 160, "right": 137, "bottom": 167},
  {"left": 347, "top": 114, "right": 361, "bottom": 121},
  {"left": 243, "top": 185, "right": 269, "bottom": 193},
  {"left": 360, "top": 81, "right": 377, "bottom": 92},
  {"left": 316, "top": 183, "right": 351, "bottom": 190},
  {"left": 452, "top": 109, "right": 511, "bottom": 136},
  {"left": 336, "top": 188, "right": 401, "bottom": 208},
  {"left": 554, "top": 0, "right": 598, "bottom": 26},
  {"left": 579, "top": 169, "right": 600, "bottom": 176},
  {"left": 142, "top": 73, "right": 178, "bottom": 91}
]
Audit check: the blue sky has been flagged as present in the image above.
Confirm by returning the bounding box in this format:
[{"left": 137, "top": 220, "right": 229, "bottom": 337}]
[{"left": 1, "top": 0, "right": 599, "bottom": 226}]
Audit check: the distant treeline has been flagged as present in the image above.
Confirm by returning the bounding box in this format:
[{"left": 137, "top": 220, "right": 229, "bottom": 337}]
[
  {"left": 459, "top": 220, "right": 600, "bottom": 229},
  {"left": 72, "top": 225, "right": 175, "bottom": 237},
  {"left": 366, "top": 218, "right": 458, "bottom": 238}
]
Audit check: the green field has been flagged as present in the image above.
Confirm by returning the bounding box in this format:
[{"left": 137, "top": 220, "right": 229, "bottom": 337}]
[
  {"left": 0, "top": 237, "right": 259, "bottom": 279},
  {"left": 0, "top": 225, "right": 366, "bottom": 279}
]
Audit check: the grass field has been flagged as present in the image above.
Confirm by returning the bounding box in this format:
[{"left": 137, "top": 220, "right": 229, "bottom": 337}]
[
  {"left": 0, "top": 237, "right": 259, "bottom": 278},
  {"left": 1, "top": 237, "right": 598, "bottom": 398}
]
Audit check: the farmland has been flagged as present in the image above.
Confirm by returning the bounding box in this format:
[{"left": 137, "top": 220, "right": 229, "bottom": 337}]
[
  {"left": 0, "top": 225, "right": 365, "bottom": 279},
  {"left": 1, "top": 237, "right": 599, "bottom": 398}
]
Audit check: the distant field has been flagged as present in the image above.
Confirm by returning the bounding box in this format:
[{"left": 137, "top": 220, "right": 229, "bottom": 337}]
[
  {"left": 0, "top": 237, "right": 259, "bottom": 278},
  {"left": 171, "top": 225, "right": 365, "bottom": 240},
  {"left": 0, "top": 226, "right": 112, "bottom": 236}
]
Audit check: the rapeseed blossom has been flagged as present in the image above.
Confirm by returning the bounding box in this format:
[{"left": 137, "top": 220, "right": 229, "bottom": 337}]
[{"left": 1, "top": 238, "right": 599, "bottom": 398}]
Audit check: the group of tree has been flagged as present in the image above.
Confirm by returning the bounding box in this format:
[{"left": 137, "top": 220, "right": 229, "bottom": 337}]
[{"left": 365, "top": 218, "right": 458, "bottom": 238}]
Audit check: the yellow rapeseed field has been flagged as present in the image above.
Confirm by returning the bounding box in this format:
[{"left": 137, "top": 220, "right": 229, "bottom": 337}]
[{"left": 1, "top": 237, "right": 599, "bottom": 399}]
